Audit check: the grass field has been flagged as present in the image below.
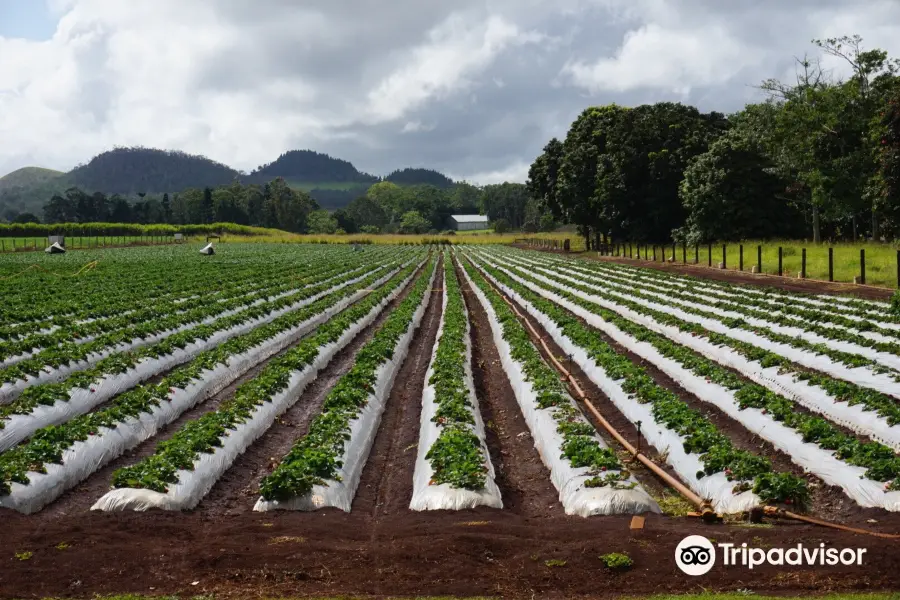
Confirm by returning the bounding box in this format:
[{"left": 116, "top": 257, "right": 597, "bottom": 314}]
[{"left": 610, "top": 239, "right": 900, "bottom": 288}]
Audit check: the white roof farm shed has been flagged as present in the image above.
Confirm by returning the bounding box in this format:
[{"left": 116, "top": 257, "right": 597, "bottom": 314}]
[{"left": 449, "top": 214, "right": 490, "bottom": 231}]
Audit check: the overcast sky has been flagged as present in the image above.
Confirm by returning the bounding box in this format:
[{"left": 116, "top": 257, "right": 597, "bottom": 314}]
[{"left": 1, "top": 0, "right": 899, "bottom": 185}]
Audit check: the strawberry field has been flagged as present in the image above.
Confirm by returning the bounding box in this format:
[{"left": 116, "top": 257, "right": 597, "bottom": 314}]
[{"left": 3, "top": 243, "right": 900, "bottom": 599}]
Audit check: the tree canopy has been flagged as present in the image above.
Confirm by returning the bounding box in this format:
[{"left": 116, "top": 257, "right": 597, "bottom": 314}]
[{"left": 526, "top": 34, "right": 900, "bottom": 245}]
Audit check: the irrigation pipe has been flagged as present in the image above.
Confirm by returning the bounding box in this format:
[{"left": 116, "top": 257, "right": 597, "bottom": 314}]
[{"left": 467, "top": 255, "right": 900, "bottom": 539}]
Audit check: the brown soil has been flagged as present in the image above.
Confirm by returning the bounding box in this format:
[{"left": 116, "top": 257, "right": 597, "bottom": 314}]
[
  {"left": 4, "top": 255, "right": 900, "bottom": 599},
  {"left": 513, "top": 245, "right": 895, "bottom": 301}
]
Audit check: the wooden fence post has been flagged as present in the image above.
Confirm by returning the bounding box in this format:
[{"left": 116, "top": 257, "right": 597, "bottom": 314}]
[
  {"left": 722, "top": 244, "right": 726, "bottom": 269},
  {"left": 778, "top": 247, "right": 783, "bottom": 276},
  {"left": 802, "top": 248, "right": 807, "bottom": 279},
  {"left": 707, "top": 243, "right": 712, "bottom": 267},
  {"left": 829, "top": 248, "right": 834, "bottom": 282},
  {"left": 682, "top": 242, "right": 687, "bottom": 264},
  {"left": 739, "top": 244, "right": 743, "bottom": 271},
  {"left": 860, "top": 249, "right": 866, "bottom": 285},
  {"left": 757, "top": 245, "right": 762, "bottom": 274}
]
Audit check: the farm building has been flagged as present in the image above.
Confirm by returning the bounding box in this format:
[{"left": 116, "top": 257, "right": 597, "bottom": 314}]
[{"left": 448, "top": 214, "right": 489, "bottom": 231}]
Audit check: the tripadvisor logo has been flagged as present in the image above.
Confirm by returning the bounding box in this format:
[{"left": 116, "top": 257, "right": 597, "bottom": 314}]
[
  {"left": 675, "top": 535, "right": 867, "bottom": 576},
  {"left": 675, "top": 535, "right": 716, "bottom": 576}
]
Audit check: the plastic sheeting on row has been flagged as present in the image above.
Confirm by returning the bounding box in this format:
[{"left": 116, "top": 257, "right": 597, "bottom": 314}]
[
  {"left": 0, "top": 267, "right": 392, "bottom": 451},
  {"left": 491, "top": 253, "right": 900, "bottom": 451},
  {"left": 481, "top": 255, "right": 900, "bottom": 511},
  {"left": 469, "top": 253, "right": 759, "bottom": 514},
  {"left": 541, "top": 259, "right": 897, "bottom": 351},
  {"left": 0, "top": 264, "right": 384, "bottom": 406},
  {"left": 91, "top": 263, "right": 423, "bottom": 512},
  {"left": 530, "top": 256, "right": 900, "bottom": 334},
  {"left": 0, "top": 268, "right": 355, "bottom": 371},
  {"left": 0, "top": 306, "right": 334, "bottom": 514},
  {"left": 509, "top": 255, "right": 900, "bottom": 374},
  {"left": 254, "top": 263, "right": 437, "bottom": 513},
  {"left": 461, "top": 259, "right": 661, "bottom": 517},
  {"left": 409, "top": 269, "right": 502, "bottom": 511},
  {"left": 495, "top": 254, "right": 900, "bottom": 402}
]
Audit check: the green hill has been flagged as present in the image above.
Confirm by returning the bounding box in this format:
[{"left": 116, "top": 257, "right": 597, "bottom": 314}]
[{"left": 0, "top": 167, "right": 65, "bottom": 191}]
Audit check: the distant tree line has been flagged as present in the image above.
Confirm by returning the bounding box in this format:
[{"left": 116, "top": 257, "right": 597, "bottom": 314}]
[
  {"left": 40, "top": 178, "right": 319, "bottom": 233},
  {"left": 19, "top": 177, "right": 553, "bottom": 235},
  {"left": 527, "top": 35, "right": 900, "bottom": 247}
]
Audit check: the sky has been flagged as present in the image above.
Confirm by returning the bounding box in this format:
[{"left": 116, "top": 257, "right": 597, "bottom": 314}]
[{"left": 1, "top": 0, "right": 900, "bottom": 185}]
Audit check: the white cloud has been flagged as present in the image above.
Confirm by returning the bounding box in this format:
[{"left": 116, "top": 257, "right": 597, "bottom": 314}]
[
  {"left": 562, "top": 23, "right": 753, "bottom": 95},
  {"left": 364, "top": 13, "right": 543, "bottom": 123}
]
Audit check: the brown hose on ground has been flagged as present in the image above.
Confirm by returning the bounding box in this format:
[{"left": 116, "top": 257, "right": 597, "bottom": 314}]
[
  {"left": 465, "top": 255, "right": 900, "bottom": 539},
  {"left": 765, "top": 507, "right": 900, "bottom": 539}
]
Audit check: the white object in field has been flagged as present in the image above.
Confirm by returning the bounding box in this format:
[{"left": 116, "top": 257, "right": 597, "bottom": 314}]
[
  {"left": 45, "top": 242, "right": 65, "bottom": 254},
  {"left": 199, "top": 243, "right": 215, "bottom": 255}
]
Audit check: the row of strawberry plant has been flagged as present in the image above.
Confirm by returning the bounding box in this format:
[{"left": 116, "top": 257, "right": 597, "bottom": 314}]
[
  {"left": 485, "top": 249, "right": 900, "bottom": 449},
  {"left": 0, "top": 257, "right": 405, "bottom": 450},
  {"left": 0, "top": 250, "right": 405, "bottom": 403},
  {"left": 595, "top": 245, "right": 893, "bottom": 316},
  {"left": 497, "top": 249, "right": 900, "bottom": 392},
  {"left": 546, "top": 257, "right": 900, "bottom": 353},
  {"left": 473, "top": 252, "right": 900, "bottom": 509},
  {"left": 0, "top": 250, "right": 356, "bottom": 358},
  {"left": 0, "top": 259, "right": 415, "bottom": 512},
  {"left": 254, "top": 257, "right": 439, "bottom": 511},
  {"left": 92, "top": 255, "right": 429, "bottom": 511},
  {"left": 468, "top": 250, "right": 810, "bottom": 510},
  {"left": 576, "top": 252, "right": 897, "bottom": 323},
  {"left": 545, "top": 256, "right": 900, "bottom": 334},
  {"left": 409, "top": 253, "right": 501, "bottom": 510},
  {"left": 0, "top": 254, "right": 385, "bottom": 386},
  {"left": 458, "top": 255, "right": 660, "bottom": 516},
  {"left": 0, "top": 243, "right": 325, "bottom": 327},
  {"left": 0, "top": 258, "right": 362, "bottom": 366}
]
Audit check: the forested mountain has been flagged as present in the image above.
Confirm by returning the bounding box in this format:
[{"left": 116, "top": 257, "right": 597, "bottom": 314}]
[
  {"left": 251, "top": 150, "right": 378, "bottom": 184},
  {"left": 385, "top": 168, "right": 454, "bottom": 188},
  {"left": 70, "top": 148, "right": 240, "bottom": 194},
  {"left": 0, "top": 147, "right": 457, "bottom": 221}
]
